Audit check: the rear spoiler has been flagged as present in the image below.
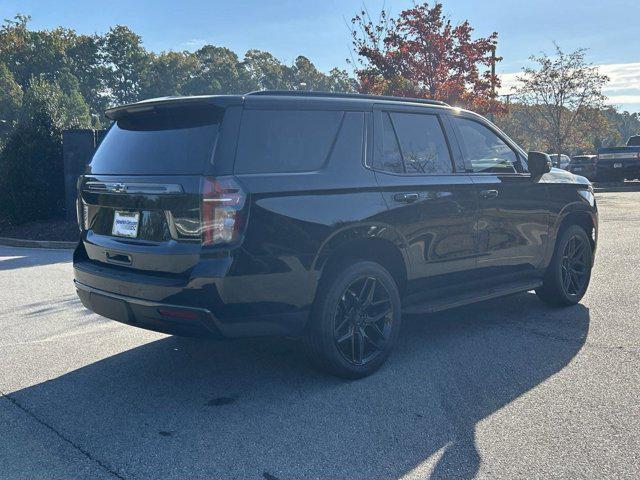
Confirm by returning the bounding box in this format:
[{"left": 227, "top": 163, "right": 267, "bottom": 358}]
[{"left": 105, "top": 95, "right": 244, "bottom": 121}]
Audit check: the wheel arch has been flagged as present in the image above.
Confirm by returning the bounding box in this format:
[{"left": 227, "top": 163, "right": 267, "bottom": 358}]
[
  {"left": 556, "top": 208, "right": 596, "bottom": 250},
  {"left": 544, "top": 203, "right": 597, "bottom": 269},
  {"left": 312, "top": 225, "right": 409, "bottom": 297}
]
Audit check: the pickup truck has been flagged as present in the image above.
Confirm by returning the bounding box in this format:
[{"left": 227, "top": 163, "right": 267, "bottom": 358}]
[{"left": 596, "top": 135, "right": 640, "bottom": 182}]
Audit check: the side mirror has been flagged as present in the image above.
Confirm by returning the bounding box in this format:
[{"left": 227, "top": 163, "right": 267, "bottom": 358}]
[{"left": 528, "top": 151, "right": 552, "bottom": 176}]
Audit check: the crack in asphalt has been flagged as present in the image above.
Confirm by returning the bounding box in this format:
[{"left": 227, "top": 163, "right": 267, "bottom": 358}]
[{"left": 0, "top": 389, "right": 126, "bottom": 480}]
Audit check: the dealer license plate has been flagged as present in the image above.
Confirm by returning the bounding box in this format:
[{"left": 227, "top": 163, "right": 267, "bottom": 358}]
[{"left": 112, "top": 211, "right": 140, "bottom": 238}]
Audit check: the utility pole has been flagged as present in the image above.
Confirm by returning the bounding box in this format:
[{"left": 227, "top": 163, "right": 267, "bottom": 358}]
[{"left": 489, "top": 45, "right": 496, "bottom": 122}]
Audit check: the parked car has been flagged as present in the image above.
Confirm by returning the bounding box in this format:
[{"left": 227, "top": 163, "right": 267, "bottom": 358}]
[
  {"left": 74, "top": 91, "right": 598, "bottom": 378},
  {"left": 596, "top": 135, "right": 640, "bottom": 182},
  {"left": 549, "top": 153, "right": 571, "bottom": 170},
  {"left": 568, "top": 155, "right": 597, "bottom": 180}
]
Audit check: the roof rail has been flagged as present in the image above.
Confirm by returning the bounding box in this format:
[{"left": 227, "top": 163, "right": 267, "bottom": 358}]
[{"left": 245, "top": 90, "right": 449, "bottom": 107}]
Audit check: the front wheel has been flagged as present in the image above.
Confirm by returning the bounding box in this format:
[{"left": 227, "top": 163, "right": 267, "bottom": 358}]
[
  {"left": 306, "top": 260, "right": 402, "bottom": 378},
  {"left": 536, "top": 225, "right": 593, "bottom": 306}
]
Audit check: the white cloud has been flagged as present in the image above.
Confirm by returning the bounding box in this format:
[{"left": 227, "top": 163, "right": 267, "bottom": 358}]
[
  {"left": 499, "top": 61, "right": 640, "bottom": 112},
  {"left": 181, "top": 39, "right": 208, "bottom": 51},
  {"left": 598, "top": 62, "right": 640, "bottom": 91}
]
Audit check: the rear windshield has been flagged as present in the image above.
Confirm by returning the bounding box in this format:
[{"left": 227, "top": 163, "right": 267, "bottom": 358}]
[{"left": 89, "top": 106, "right": 221, "bottom": 175}]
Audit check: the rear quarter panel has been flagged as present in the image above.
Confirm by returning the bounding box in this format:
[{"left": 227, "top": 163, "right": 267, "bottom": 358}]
[{"left": 227, "top": 110, "right": 394, "bottom": 317}]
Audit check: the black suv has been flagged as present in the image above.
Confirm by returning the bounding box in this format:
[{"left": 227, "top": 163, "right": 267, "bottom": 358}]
[{"left": 74, "top": 91, "right": 598, "bottom": 378}]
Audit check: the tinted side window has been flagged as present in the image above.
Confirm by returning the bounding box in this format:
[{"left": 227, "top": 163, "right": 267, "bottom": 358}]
[
  {"left": 452, "top": 117, "right": 518, "bottom": 173},
  {"left": 235, "top": 109, "right": 343, "bottom": 174},
  {"left": 377, "top": 112, "right": 404, "bottom": 173},
  {"left": 390, "top": 112, "right": 453, "bottom": 174}
]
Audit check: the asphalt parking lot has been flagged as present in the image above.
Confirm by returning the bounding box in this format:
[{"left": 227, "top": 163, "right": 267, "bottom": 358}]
[{"left": 1, "top": 192, "right": 639, "bottom": 480}]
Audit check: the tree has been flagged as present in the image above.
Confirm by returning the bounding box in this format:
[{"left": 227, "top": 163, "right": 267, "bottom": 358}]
[
  {"left": 350, "top": 2, "right": 501, "bottom": 113},
  {"left": 184, "top": 45, "right": 246, "bottom": 95},
  {"left": 0, "top": 63, "right": 23, "bottom": 146},
  {"left": 141, "top": 51, "right": 200, "bottom": 98},
  {"left": 0, "top": 78, "right": 66, "bottom": 223},
  {"left": 286, "top": 56, "right": 355, "bottom": 92},
  {"left": 57, "top": 71, "right": 93, "bottom": 128},
  {"left": 102, "top": 25, "right": 151, "bottom": 104},
  {"left": 325, "top": 68, "right": 358, "bottom": 93},
  {"left": 0, "top": 15, "right": 106, "bottom": 118},
  {"left": 0, "top": 14, "right": 35, "bottom": 88},
  {"left": 241, "top": 51, "right": 355, "bottom": 93},
  {"left": 66, "top": 33, "right": 108, "bottom": 116},
  {"left": 601, "top": 108, "right": 640, "bottom": 146},
  {"left": 242, "top": 49, "right": 290, "bottom": 91},
  {"left": 495, "top": 103, "right": 544, "bottom": 152},
  {"left": 512, "top": 45, "right": 609, "bottom": 164},
  {"left": 496, "top": 102, "right": 612, "bottom": 155}
]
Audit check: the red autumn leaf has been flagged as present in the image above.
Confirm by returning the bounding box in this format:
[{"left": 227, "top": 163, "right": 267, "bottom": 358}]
[{"left": 349, "top": 2, "right": 505, "bottom": 115}]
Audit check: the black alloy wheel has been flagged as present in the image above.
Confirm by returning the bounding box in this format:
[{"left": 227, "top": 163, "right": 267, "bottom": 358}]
[
  {"left": 560, "top": 233, "right": 590, "bottom": 297},
  {"left": 333, "top": 276, "right": 393, "bottom": 366},
  {"left": 306, "top": 260, "right": 401, "bottom": 378},
  {"left": 536, "top": 224, "right": 593, "bottom": 307}
]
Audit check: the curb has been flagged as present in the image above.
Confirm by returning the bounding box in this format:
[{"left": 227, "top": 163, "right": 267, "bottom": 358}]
[{"left": 0, "top": 237, "right": 77, "bottom": 249}]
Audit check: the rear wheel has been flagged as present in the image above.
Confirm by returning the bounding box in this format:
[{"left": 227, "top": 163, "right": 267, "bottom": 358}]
[
  {"left": 536, "top": 225, "right": 593, "bottom": 306},
  {"left": 306, "top": 261, "right": 401, "bottom": 378}
]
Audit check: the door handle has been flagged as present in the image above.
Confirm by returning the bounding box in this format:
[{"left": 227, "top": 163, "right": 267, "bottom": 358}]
[
  {"left": 479, "top": 189, "right": 499, "bottom": 199},
  {"left": 393, "top": 193, "right": 420, "bottom": 203}
]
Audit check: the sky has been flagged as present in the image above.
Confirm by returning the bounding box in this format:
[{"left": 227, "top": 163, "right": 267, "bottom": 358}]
[{"left": 2, "top": 0, "right": 639, "bottom": 112}]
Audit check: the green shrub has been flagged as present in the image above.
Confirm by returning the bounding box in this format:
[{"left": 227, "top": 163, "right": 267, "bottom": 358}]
[{"left": 0, "top": 78, "right": 65, "bottom": 224}]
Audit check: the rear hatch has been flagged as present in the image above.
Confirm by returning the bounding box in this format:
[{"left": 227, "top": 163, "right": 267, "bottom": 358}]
[{"left": 78, "top": 100, "right": 238, "bottom": 275}]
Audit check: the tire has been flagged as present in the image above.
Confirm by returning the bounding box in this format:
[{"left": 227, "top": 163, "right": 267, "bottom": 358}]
[
  {"left": 306, "top": 260, "right": 402, "bottom": 379},
  {"left": 536, "top": 225, "right": 593, "bottom": 307}
]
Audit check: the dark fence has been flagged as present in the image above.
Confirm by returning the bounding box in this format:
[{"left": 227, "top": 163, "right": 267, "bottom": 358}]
[{"left": 63, "top": 129, "right": 105, "bottom": 221}]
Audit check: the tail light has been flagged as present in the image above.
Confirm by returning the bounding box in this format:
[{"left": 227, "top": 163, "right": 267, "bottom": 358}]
[
  {"left": 76, "top": 198, "right": 89, "bottom": 231},
  {"left": 200, "top": 176, "right": 247, "bottom": 246},
  {"left": 82, "top": 203, "right": 89, "bottom": 230},
  {"left": 76, "top": 198, "right": 83, "bottom": 231}
]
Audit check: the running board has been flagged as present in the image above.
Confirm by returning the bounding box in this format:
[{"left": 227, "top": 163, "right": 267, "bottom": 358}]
[{"left": 402, "top": 279, "right": 543, "bottom": 315}]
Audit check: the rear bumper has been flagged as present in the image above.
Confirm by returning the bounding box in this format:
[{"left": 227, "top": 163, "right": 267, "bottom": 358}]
[
  {"left": 73, "top": 246, "right": 312, "bottom": 338},
  {"left": 596, "top": 163, "right": 640, "bottom": 180},
  {"left": 75, "top": 280, "right": 223, "bottom": 338}
]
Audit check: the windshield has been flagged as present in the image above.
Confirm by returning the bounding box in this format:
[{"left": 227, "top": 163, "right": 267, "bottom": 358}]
[{"left": 89, "top": 106, "right": 221, "bottom": 175}]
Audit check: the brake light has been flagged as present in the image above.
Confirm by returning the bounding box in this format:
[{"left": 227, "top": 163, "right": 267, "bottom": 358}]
[
  {"left": 76, "top": 199, "right": 89, "bottom": 231},
  {"left": 200, "top": 177, "right": 246, "bottom": 246}
]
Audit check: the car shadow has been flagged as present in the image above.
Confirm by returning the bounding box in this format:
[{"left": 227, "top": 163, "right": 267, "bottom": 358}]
[{"left": 8, "top": 292, "right": 589, "bottom": 479}]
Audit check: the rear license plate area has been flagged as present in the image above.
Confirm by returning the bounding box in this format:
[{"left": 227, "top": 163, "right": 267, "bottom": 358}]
[
  {"left": 614, "top": 162, "right": 623, "bottom": 168},
  {"left": 112, "top": 210, "right": 140, "bottom": 238}
]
